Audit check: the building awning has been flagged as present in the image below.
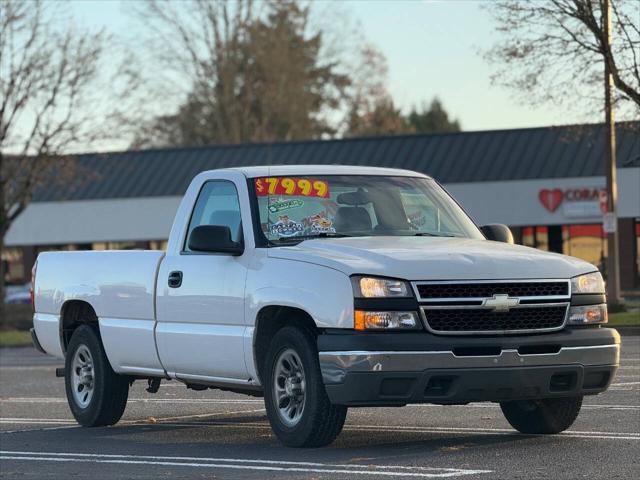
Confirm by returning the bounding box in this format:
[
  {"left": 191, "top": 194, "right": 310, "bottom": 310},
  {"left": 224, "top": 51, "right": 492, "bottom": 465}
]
[
  {"left": 5, "top": 197, "right": 181, "bottom": 246},
  {"left": 31, "top": 122, "right": 640, "bottom": 203}
]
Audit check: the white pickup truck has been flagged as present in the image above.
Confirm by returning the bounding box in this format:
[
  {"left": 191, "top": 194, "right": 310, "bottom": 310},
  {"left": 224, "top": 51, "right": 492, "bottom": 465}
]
[{"left": 31, "top": 165, "right": 619, "bottom": 447}]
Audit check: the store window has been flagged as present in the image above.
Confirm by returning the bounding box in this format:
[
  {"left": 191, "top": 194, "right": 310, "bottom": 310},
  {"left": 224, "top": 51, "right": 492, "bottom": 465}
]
[
  {"left": 563, "top": 224, "right": 607, "bottom": 272},
  {"left": 520, "top": 224, "right": 611, "bottom": 280},
  {"left": 149, "top": 240, "right": 168, "bottom": 251},
  {"left": 34, "top": 244, "right": 92, "bottom": 254},
  {"left": 92, "top": 242, "right": 140, "bottom": 250},
  {"left": 91, "top": 241, "right": 168, "bottom": 251},
  {"left": 2, "top": 248, "right": 24, "bottom": 284},
  {"left": 521, "top": 226, "right": 549, "bottom": 251}
]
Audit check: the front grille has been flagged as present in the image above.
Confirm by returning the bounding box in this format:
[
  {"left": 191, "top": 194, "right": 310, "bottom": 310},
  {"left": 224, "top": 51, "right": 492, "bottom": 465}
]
[
  {"left": 422, "top": 305, "right": 568, "bottom": 334},
  {"left": 416, "top": 281, "right": 569, "bottom": 300},
  {"left": 413, "top": 279, "right": 571, "bottom": 335}
]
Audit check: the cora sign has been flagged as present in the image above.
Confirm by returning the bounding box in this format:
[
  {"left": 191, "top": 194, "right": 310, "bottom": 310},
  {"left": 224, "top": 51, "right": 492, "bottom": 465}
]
[{"left": 539, "top": 187, "right": 608, "bottom": 217}]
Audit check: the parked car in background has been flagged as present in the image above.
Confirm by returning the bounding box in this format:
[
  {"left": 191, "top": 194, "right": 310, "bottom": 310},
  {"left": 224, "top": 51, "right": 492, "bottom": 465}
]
[{"left": 5, "top": 283, "right": 31, "bottom": 305}]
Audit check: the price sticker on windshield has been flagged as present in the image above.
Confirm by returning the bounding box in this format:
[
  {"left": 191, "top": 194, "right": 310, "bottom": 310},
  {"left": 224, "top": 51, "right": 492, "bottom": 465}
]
[{"left": 255, "top": 177, "right": 330, "bottom": 198}]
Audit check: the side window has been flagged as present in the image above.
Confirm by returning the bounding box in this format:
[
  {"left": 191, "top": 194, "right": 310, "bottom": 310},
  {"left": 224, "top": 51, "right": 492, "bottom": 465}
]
[
  {"left": 400, "top": 190, "right": 439, "bottom": 231},
  {"left": 399, "top": 188, "right": 461, "bottom": 235},
  {"left": 184, "top": 181, "right": 242, "bottom": 251}
]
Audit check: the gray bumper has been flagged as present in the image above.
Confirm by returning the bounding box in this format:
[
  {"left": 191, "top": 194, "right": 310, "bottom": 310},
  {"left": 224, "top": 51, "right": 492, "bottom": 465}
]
[
  {"left": 319, "top": 331, "right": 620, "bottom": 406},
  {"left": 320, "top": 344, "right": 620, "bottom": 384}
]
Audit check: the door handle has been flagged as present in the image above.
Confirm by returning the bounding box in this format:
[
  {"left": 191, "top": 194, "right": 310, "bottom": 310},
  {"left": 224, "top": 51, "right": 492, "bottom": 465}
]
[{"left": 168, "top": 271, "right": 183, "bottom": 288}]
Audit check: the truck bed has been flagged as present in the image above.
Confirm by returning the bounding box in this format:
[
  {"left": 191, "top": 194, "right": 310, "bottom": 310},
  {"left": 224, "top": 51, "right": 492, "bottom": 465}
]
[{"left": 33, "top": 250, "right": 165, "bottom": 359}]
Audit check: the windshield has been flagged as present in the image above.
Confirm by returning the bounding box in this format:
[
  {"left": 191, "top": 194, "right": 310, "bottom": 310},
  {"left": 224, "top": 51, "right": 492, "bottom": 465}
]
[{"left": 253, "top": 175, "right": 483, "bottom": 245}]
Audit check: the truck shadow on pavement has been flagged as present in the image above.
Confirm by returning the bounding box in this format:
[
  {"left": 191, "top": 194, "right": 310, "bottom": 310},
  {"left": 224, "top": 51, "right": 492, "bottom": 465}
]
[{"left": 2, "top": 412, "right": 544, "bottom": 458}]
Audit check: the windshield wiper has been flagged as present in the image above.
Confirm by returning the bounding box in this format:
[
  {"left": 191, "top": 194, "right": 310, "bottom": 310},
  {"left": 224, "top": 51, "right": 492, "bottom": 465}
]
[
  {"left": 270, "top": 232, "right": 353, "bottom": 245},
  {"left": 412, "top": 232, "right": 457, "bottom": 238}
]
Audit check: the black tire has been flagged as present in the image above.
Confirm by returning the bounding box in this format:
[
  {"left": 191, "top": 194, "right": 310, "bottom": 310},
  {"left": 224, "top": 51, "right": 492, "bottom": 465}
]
[
  {"left": 65, "top": 324, "right": 129, "bottom": 427},
  {"left": 500, "top": 396, "right": 583, "bottom": 434},
  {"left": 263, "top": 326, "right": 347, "bottom": 447}
]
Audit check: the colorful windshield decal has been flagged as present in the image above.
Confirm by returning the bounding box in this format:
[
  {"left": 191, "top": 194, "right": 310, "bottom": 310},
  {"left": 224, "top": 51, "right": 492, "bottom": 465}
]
[
  {"left": 268, "top": 198, "right": 304, "bottom": 214},
  {"left": 255, "top": 177, "right": 330, "bottom": 198},
  {"left": 303, "top": 212, "right": 335, "bottom": 234},
  {"left": 269, "top": 215, "right": 304, "bottom": 238}
]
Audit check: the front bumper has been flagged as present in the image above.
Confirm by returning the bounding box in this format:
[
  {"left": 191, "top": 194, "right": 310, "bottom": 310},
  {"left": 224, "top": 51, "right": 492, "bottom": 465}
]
[{"left": 318, "top": 328, "right": 620, "bottom": 406}]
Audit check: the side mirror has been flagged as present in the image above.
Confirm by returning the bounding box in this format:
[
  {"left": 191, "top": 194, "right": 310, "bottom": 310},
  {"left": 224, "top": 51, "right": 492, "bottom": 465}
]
[
  {"left": 188, "top": 225, "right": 244, "bottom": 255},
  {"left": 480, "top": 224, "right": 514, "bottom": 244}
]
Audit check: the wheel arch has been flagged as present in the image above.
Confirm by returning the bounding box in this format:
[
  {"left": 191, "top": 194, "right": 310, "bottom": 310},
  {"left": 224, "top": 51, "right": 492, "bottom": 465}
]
[
  {"left": 253, "top": 305, "right": 318, "bottom": 385},
  {"left": 60, "top": 299, "right": 99, "bottom": 354}
]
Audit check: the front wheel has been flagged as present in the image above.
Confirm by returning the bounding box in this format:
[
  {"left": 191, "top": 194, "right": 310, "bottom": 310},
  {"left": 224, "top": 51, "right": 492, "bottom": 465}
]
[
  {"left": 500, "top": 396, "right": 583, "bottom": 434},
  {"left": 65, "top": 324, "right": 129, "bottom": 427},
  {"left": 264, "top": 326, "right": 347, "bottom": 447}
]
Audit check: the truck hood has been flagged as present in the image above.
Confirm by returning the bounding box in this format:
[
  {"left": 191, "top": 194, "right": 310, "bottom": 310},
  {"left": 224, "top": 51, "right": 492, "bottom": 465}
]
[{"left": 268, "top": 236, "right": 596, "bottom": 281}]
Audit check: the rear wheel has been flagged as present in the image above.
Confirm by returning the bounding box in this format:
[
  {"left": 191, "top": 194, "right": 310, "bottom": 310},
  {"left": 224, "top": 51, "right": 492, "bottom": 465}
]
[
  {"left": 65, "top": 325, "right": 129, "bottom": 427},
  {"left": 500, "top": 396, "right": 583, "bottom": 434},
  {"left": 264, "top": 326, "right": 347, "bottom": 447}
]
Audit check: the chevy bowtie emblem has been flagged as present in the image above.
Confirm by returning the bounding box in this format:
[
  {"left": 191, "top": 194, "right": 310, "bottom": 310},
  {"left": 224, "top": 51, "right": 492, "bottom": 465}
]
[{"left": 483, "top": 294, "right": 520, "bottom": 312}]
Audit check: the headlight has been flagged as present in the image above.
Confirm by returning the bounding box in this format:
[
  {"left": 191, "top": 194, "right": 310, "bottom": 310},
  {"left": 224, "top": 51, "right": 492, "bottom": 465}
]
[
  {"left": 567, "top": 304, "right": 608, "bottom": 325},
  {"left": 571, "top": 272, "right": 605, "bottom": 294},
  {"left": 352, "top": 276, "right": 411, "bottom": 298},
  {"left": 354, "top": 310, "right": 420, "bottom": 330}
]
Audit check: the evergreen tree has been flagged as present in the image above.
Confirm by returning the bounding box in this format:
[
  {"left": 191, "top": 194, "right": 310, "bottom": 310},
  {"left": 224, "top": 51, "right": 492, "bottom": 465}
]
[{"left": 406, "top": 99, "right": 461, "bottom": 134}]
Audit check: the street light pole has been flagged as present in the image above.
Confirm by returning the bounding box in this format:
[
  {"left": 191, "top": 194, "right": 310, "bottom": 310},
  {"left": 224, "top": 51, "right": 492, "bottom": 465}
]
[{"left": 603, "top": 0, "right": 621, "bottom": 305}]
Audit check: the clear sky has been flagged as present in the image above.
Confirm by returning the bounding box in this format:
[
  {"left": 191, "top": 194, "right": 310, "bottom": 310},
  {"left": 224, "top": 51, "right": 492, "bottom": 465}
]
[{"left": 67, "top": 0, "right": 598, "bottom": 133}]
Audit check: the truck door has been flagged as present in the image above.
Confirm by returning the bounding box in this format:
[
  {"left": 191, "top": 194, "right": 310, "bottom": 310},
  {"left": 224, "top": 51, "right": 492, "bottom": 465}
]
[{"left": 155, "top": 179, "right": 250, "bottom": 382}]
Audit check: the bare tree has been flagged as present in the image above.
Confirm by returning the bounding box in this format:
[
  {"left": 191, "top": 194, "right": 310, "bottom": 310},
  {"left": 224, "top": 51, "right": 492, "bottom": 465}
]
[
  {"left": 344, "top": 45, "right": 411, "bottom": 137},
  {"left": 406, "top": 99, "right": 461, "bottom": 134},
  {"left": 131, "top": 0, "right": 256, "bottom": 146},
  {"left": 131, "top": 0, "right": 353, "bottom": 147},
  {"left": 484, "top": 0, "right": 640, "bottom": 117},
  {"left": 0, "top": 0, "right": 110, "bottom": 312},
  {"left": 344, "top": 46, "right": 461, "bottom": 137}
]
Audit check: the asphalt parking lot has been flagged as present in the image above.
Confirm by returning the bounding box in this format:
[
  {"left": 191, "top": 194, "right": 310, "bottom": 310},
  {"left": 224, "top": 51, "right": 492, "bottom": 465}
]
[{"left": 1, "top": 335, "right": 638, "bottom": 479}]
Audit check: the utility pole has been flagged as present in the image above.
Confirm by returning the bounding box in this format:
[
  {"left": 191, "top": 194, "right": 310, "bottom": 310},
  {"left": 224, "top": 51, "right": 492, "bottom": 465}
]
[{"left": 603, "top": 0, "right": 621, "bottom": 305}]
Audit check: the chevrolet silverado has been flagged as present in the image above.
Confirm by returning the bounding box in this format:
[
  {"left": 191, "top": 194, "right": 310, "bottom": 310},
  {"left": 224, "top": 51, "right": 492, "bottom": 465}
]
[{"left": 31, "top": 165, "right": 619, "bottom": 447}]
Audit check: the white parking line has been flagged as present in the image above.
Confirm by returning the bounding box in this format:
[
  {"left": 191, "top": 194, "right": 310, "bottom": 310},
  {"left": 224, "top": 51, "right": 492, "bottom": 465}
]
[
  {"left": 0, "top": 418, "right": 73, "bottom": 424},
  {"left": 0, "top": 408, "right": 266, "bottom": 433},
  {"left": 0, "top": 397, "right": 264, "bottom": 404},
  {"left": 154, "top": 408, "right": 265, "bottom": 422},
  {"left": 2, "top": 418, "right": 638, "bottom": 441},
  {"left": 0, "top": 407, "right": 265, "bottom": 424},
  {"left": 345, "top": 424, "right": 640, "bottom": 438},
  {"left": 0, "top": 451, "right": 491, "bottom": 478},
  {"left": 2, "top": 395, "right": 639, "bottom": 409},
  {"left": 0, "top": 366, "right": 58, "bottom": 371},
  {"left": 150, "top": 421, "right": 640, "bottom": 441},
  {"left": 405, "top": 403, "right": 640, "bottom": 411},
  {"left": 0, "top": 425, "right": 79, "bottom": 435}
]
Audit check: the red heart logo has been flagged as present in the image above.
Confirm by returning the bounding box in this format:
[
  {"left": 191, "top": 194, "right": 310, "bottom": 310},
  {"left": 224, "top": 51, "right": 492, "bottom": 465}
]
[{"left": 539, "top": 189, "right": 563, "bottom": 212}]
